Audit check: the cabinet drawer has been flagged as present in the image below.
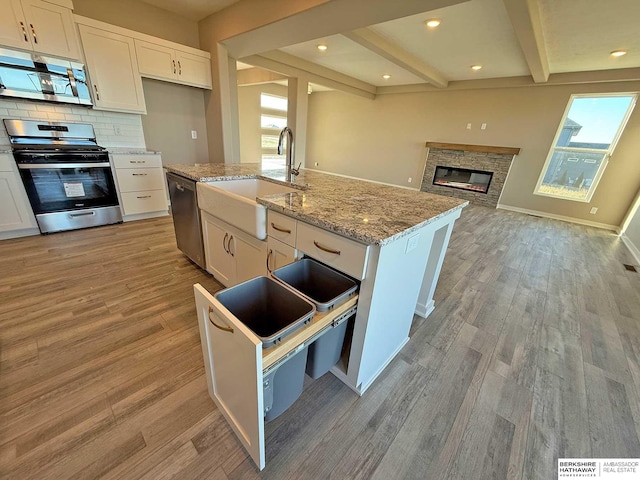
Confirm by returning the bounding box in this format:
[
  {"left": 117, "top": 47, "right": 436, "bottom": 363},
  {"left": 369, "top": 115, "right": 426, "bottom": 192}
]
[
  {"left": 296, "top": 223, "right": 369, "bottom": 280},
  {"left": 116, "top": 168, "right": 165, "bottom": 192},
  {"left": 113, "top": 155, "right": 162, "bottom": 169},
  {"left": 268, "top": 211, "right": 297, "bottom": 247},
  {"left": 120, "top": 189, "right": 167, "bottom": 215}
]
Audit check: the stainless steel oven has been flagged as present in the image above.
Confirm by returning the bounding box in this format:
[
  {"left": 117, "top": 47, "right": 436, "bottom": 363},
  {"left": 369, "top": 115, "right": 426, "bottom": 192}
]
[{"left": 4, "top": 119, "right": 122, "bottom": 233}]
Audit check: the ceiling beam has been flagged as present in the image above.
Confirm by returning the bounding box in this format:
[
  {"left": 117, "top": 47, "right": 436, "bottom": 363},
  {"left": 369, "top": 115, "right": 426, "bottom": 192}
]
[
  {"left": 240, "top": 52, "right": 376, "bottom": 99},
  {"left": 237, "top": 67, "right": 288, "bottom": 86},
  {"left": 502, "top": 0, "right": 550, "bottom": 83},
  {"left": 375, "top": 67, "right": 640, "bottom": 94},
  {"left": 343, "top": 28, "right": 448, "bottom": 88},
  {"left": 211, "top": 0, "right": 469, "bottom": 58}
]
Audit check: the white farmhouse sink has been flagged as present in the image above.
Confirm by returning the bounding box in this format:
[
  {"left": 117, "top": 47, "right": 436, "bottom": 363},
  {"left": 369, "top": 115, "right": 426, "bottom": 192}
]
[{"left": 196, "top": 179, "right": 296, "bottom": 239}]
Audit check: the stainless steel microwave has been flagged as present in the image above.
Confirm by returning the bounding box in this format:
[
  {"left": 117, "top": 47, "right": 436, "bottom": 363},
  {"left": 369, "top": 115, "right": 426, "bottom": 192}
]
[{"left": 0, "top": 48, "right": 92, "bottom": 106}]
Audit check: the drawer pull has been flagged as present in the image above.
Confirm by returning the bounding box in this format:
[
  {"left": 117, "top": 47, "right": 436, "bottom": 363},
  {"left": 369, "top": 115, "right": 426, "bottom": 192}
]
[
  {"left": 266, "top": 249, "right": 273, "bottom": 273},
  {"left": 313, "top": 241, "right": 341, "bottom": 255},
  {"left": 136, "top": 195, "right": 151, "bottom": 199},
  {"left": 271, "top": 222, "right": 291, "bottom": 234},
  {"left": 227, "top": 235, "right": 235, "bottom": 257},
  {"left": 208, "top": 306, "right": 233, "bottom": 333},
  {"left": 223, "top": 232, "right": 229, "bottom": 253},
  {"left": 132, "top": 173, "right": 148, "bottom": 176}
]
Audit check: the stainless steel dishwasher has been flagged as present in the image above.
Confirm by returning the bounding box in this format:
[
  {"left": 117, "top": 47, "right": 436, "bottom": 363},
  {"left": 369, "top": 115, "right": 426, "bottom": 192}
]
[{"left": 166, "top": 172, "right": 205, "bottom": 269}]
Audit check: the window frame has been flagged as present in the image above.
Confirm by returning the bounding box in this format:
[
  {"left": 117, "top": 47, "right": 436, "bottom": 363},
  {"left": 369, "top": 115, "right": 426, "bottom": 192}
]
[
  {"left": 533, "top": 92, "right": 637, "bottom": 203},
  {"left": 259, "top": 92, "right": 288, "bottom": 168}
]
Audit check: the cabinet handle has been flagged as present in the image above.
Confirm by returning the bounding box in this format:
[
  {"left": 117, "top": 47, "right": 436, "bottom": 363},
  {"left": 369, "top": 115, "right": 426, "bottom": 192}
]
[
  {"left": 19, "top": 22, "right": 28, "bottom": 42},
  {"left": 208, "top": 306, "right": 233, "bottom": 333},
  {"left": 132, "top": 173, "right": 148, "bottom": 176},
  {"left": 313, "top": 240, "right": 341, "bottom": 255},
  {"left": 266, "top": 249, "right": 273, "bottom": 273},
  {"left": 223, "top": 232, "right": 229, "bottom": 254},
  {"left": 178, "top": 61, "right": 182, "bottom": 75},
  {"left": 176, "top": 184, "right": 184, "bottom": 192},
  {"left": 94, "top": 84, "right": 100, "bottom": 100},
  {"left": 271, "top": 222, "right": 291, "bottom": 234},
  {"left": 136, "top": 195, "right": 151, "bottom": 199},
  {"left": 172, "top": 59, "right": 176, "bottom": 74},
  {"left": 227, "top": 235, "right": 234, "bottom": 257},
  {"left": 29, "top": 24, "right": 37, "bottom": 44}
]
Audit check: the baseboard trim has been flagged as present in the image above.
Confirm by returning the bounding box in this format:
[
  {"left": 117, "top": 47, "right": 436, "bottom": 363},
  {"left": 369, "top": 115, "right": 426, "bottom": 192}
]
[
  {"left": 415, "top": 299, "right": 435, "bottom": 319},
  {"left": 496, "top": 204, "right": 618, "bottom": 231},
  {"left": 0, "top": 227, "right": 40, "bottom": 240},
  {"left": 621, "top": 234, "right": 640, "bottom": 265}
]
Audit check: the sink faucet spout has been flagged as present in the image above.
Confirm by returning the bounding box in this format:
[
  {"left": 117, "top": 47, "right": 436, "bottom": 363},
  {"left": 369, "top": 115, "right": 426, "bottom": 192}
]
[{"left": 277, "top": 126, "right": 299, "bottom": 180}]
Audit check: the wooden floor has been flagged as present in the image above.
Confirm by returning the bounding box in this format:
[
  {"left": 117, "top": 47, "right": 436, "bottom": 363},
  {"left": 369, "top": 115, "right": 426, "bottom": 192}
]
[{"left": 1, "top": 205, "right": 640, "bottom": 479}]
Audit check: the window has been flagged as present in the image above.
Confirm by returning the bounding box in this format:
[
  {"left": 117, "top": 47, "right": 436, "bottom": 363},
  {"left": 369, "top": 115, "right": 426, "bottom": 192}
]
[
  {"left": 534, "top": 93, "right": 637, "bottom": 202},
  {"left": 260, "top": 92, "right": 288, "bottom": 168}
]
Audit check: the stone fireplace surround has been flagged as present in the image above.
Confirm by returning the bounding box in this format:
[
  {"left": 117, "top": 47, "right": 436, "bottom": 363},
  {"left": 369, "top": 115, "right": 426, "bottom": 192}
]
[{"left": 420, "top": 142, "right": 520, "bottom": 208}]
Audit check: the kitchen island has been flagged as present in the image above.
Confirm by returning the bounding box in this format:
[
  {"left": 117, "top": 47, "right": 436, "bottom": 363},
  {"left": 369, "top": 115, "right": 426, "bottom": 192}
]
[
  {"left": 166, "top": 163, "right": 467, "bottom": 469},
  {"left": 165, "top": 163, "right": 467, "bottom": 391}
]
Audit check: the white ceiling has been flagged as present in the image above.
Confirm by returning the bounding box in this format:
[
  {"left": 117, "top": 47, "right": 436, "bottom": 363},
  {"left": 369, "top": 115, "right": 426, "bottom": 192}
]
[
  {"left": 273, "top": 0, "right": 640, "bottom": 87},
  {"left": 139, "top": 0, "right": 240, "bottom": 21},
  {"left": 141, "top": 0, "right": 640, "bottom": 88}
]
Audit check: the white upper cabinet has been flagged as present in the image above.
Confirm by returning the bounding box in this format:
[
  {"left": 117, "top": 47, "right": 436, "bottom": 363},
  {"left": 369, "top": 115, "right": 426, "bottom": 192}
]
[
  {"left": 135, "top": 39, "right": 212, "bottom": 89},
  {"left": 78, "top": 24, "right": 147, "bottom": 114},
  {"left": 0, "top": 0, "right": 80, "bottom": 59}
]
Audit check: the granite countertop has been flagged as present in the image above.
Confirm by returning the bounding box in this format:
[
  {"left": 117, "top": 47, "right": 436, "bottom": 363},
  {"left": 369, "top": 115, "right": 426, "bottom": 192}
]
[{"left": 164, "top": 163, "right": 468, "bottom": 246}]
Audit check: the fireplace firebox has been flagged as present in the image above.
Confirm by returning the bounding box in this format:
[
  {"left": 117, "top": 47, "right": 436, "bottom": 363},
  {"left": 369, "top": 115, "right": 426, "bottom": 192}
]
[{"left": 432, "top": 166, "right": 493, "bottom": 194}]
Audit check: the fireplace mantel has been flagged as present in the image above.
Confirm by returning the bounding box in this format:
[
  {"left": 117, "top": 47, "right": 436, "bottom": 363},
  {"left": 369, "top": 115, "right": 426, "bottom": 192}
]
[{"left": 425, "top": 142, "right": 520, "bottom": 156}]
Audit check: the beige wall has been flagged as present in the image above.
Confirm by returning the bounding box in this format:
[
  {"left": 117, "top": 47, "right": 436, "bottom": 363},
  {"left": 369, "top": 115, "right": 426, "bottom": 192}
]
[
  {"left": 73, "top": 0, "right": 200, "bottom": 48},
  {"left": 624, "top": 190, "right": 640, "bottom": 257},
  {"left": 238, "top": 83, "right": 288, "bottom": 164},
  {"left": 306, "top": 81, "right": 640, "bottom": 227},
  {"left": 141, "top": 79, "right": 209, "bottom": 165}
]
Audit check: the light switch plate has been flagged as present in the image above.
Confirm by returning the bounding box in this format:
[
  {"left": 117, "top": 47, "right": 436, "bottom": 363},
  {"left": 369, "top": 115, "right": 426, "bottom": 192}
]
[{"left": 191, "top": 130, "right": 198, "bottom": 139}]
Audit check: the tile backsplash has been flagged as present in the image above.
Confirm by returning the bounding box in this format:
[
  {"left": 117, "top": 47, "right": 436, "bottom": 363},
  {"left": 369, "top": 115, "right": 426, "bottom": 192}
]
[{"left": 0, "top": 99, "right": 146, "bottom": 149}]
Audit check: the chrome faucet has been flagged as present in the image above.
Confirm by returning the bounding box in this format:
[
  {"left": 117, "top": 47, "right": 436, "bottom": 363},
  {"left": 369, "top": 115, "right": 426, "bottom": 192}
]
[{"left": 277, "top": 126, "right": 300, "bottom": 180}]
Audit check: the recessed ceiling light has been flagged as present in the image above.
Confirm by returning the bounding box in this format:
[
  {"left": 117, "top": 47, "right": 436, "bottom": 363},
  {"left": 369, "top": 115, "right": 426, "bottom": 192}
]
[
  {"left": 610, "top": 50, "right": 627, "bottom": 57},
  {"left": 317, "top": 44, "right": 328, "bottom": 51},
  {"left": 471, "top": 65, "right": 483, "bottom": 71},
  {"left": 382, "top": 74, "right": 391, "bottom": 79},
  {"left": 425, "top": 19, "right": 441, "bottom": 28}
]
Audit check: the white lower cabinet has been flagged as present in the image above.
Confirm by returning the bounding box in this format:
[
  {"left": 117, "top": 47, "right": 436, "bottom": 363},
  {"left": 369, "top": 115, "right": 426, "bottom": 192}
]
[
  {"left": 266, "top": 236, "right": 297, "bottom": 273},
  {"left": 111, "top": 154, "right": 168, "bottom": 220},
  {"left": 0, "top": 154, "right": 37, "bottom": 235},
  {"left": 194, "top": 283, "right": 358, "bottom": 471},
  {"left": 202, "top": 211, "right": 268, "bottom": 287}
]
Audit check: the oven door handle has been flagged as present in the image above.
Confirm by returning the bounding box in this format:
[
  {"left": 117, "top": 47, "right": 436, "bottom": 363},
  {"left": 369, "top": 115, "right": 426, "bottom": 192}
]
[{"left": 18, "top": 162, "right": 111, "bottom": 169}]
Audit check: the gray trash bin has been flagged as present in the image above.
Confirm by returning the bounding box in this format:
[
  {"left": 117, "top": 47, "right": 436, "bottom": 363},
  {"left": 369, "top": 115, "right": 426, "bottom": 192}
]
[
  {"left": 214, "top": 276, "right": 316, "bottom": 421},
  {"left": 272, "top": 259, "right": 358, "bottom": 379}
]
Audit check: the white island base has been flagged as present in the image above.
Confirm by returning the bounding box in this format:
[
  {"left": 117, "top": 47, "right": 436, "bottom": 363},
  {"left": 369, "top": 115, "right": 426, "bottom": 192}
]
[{"left": 193, "top": 206, "right": 463, "bottom": 471}]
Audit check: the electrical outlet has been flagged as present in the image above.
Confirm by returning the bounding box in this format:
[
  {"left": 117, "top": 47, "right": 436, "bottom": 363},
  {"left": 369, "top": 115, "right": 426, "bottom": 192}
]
[
  {"left": 481, "top": 123, "right": 487, "bottom": 130},
  {"left": 406, "top": 234, "right": 420, "bottom": 254},
  {"left": 191, "top": 130, "right": 197, "bottom": 139},
  {"left": 408, "top": 177, "right": 412, "bottom": 183},
  {"left": 113, "top": 125, "right": 122, "bottom": 135},
  {"left": 466, "top": 123, "right": 472, "bottom": 130},
  {"left": 590, "top": 207, "right": 598, "bottom": 214}
]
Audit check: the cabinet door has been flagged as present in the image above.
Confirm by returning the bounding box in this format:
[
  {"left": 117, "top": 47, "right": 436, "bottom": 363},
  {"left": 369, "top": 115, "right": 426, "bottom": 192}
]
[
  {"left": 234, "top": 231, "right": 268, "bottom": 284},
  {"left": 78, "top": 25, "right": 146, "bottom": 114},
  {"left": 267, "top": 237, "right": 297, "bottom": 273},
  {"left": 202, "top": 214, "right": 236, "bottom": 286},
  {"left": 21, "top": 0, "right": 79, "bottom": 59},
  {"left": 0, "top": 170, "right": 37, "bottom": 232},
  {"left": 175, "top": 50, "right": 212, "bottom": 89},
  {"left": 135, "top": 39, "right": 177, "bottom": 82},
  {"left": 194, "top": 284, "right": 265, "bottom": 470},
  {"left": 0, "top": 0, "right": 31, "bottom": 50}
]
